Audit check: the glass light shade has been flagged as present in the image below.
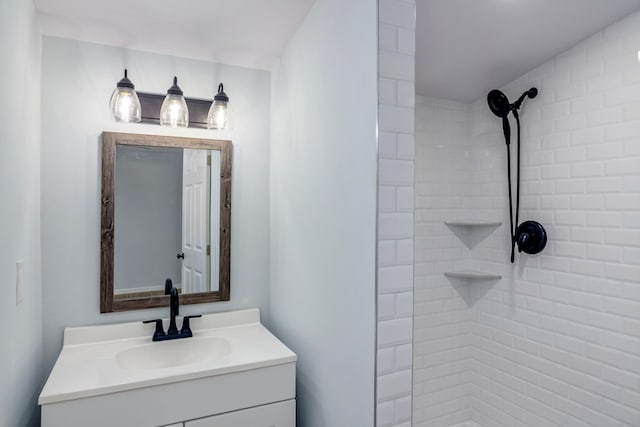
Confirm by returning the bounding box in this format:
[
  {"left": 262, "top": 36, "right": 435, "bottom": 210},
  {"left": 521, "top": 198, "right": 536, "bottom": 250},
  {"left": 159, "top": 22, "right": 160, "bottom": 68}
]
[
  {"left": 110, "top": 88, "right": 141, "bottom": 123},
  {"left": 207, "top": 100, "right": 229, "bottom": 130},
  {"left": 160, "top": 77, "right": 189, "bottom": 127},
  {"left": 109, "top": 70, "right": 141, "bottom": 123},
  {"left": 160, "top": 94, "right": 189, "bottom": 127},
  {"left": 207, "top": 83, "right": 230, "bottom": 130}
]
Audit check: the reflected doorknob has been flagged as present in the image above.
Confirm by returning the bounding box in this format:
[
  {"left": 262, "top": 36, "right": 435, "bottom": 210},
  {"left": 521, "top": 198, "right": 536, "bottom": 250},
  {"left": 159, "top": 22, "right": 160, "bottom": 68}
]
[{"left": 177, "top": 252, "right": 185, "bottom": 259}]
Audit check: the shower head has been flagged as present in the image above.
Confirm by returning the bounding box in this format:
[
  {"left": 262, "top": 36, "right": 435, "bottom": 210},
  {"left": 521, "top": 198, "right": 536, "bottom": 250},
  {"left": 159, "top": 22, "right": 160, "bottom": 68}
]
[
  {"left": 488, "top": 89, "right": 512, "bottom": 144},
  {"left": 487, "top": 88, "right": 538, "bottom": 118},
  {"left": 487, "top": 89, "right": 511, "bottom": 118},
  {"left": 487, "top": 87, "right": 538, "bottom": 145}
]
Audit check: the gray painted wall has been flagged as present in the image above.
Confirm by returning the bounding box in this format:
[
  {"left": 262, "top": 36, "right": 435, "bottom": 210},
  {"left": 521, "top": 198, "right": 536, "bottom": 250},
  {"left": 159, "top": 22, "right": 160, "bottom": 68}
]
[
  {"left": 0, "top": 0, "right": 43, "bottom": 426},
  {"left": 40, "top": 37, "right": 272, "bottom": 377},
  {"left": 269, "top": 0, "right": 378, "bottom": 425}
]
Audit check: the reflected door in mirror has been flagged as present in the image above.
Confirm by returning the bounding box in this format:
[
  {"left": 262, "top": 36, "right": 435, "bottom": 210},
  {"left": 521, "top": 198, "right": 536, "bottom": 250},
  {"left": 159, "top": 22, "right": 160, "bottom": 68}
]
[{"left": 181, "top": 149, "right": 221, "bottom": 293}]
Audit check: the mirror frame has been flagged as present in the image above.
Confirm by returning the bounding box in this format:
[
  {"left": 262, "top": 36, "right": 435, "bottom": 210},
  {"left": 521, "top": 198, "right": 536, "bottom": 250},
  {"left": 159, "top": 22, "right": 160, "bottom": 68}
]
[{"left": 100, "top": 132, "right": 232, "bottom": 313}]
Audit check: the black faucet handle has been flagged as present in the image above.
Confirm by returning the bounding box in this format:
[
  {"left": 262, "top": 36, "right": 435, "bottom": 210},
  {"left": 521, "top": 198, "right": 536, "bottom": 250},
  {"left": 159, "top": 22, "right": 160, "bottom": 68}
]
[
  {"left": 180, "top": 315, "right": 202, "bottom": 337},
  {"left": 143, "top": 319, "right": 166, "bottom": 340}
]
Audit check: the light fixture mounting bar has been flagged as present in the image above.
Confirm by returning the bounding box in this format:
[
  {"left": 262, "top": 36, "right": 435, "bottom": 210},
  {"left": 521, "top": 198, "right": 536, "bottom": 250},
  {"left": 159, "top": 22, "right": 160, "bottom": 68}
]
[{"left": 138, "top": 92, "right": 213, "bottom": 129}]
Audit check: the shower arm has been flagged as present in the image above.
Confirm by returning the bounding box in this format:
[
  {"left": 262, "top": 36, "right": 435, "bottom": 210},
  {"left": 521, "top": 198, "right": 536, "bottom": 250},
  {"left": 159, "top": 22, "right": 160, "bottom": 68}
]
[{"left": 512, "top": 92, "right": 530, "bottom": 111}]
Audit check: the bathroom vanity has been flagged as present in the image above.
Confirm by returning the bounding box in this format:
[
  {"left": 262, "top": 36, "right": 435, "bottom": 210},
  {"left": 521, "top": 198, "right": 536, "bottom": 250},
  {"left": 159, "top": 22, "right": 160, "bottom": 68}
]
[{"left": 39, "top": 309, "right": 296, "bottom": 427}]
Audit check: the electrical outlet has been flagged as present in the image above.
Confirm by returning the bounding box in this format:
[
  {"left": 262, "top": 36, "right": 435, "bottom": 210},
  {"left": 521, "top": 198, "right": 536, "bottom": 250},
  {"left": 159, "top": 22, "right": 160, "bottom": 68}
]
[{"left": 16, "top": 260, "right": 24, "bottom": 305}]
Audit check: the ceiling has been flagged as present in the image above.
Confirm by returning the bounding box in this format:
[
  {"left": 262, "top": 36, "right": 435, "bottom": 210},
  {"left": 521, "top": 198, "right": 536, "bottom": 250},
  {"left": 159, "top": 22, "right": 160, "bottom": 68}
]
[
  {"left": 417, "top": 0, "right": 640, "bottom": 102},
  {"left": 34, "top": 0, "right": 640, "bottom": 99},
  {"left": 34, "top": 0, "right": 316, "bottom": 70}
]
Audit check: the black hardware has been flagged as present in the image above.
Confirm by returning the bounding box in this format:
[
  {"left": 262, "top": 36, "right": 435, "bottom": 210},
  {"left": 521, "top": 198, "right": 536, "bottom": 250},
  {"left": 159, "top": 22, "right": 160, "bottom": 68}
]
[
  {"left": 166, "top": 284, "right": 180, "bottom": 336},
  {"left": 144, "top": 278, "right": 201, "bottom": 342},
  {"left": 214, "top": 83, "right": 229, "bottom": 102},
  {"left": 166, "top": 76, "right": 184, "bottom": 96},
  {"left": 180, "top": 315, "right": 202, "bottom": 337},
  {"left": 142, "top": 319, "right": 166, "bottom": 340},
  {"left": 164, "top": 278, "right": 174, "bottom": 297},
  {"left": 176, "top": 252, "right": 185, "bottom": 260},
  {"left": 515, "top": 221, "right": 548, "bottom": 255},
  {"left": 487, "top": 87, "right": 547, "bottom": 263},
  {"left": 116, "top": 69, "right": 135, "bottom": 89}
]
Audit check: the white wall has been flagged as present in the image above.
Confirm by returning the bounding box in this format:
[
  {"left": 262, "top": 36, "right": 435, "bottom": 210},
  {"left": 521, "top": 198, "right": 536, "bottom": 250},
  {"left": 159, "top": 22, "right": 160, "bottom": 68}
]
[
  {"left": 269, "top": 0, "right": 378, "bottom": 425},
  {"left": 0, "top": 0, "right": 43, "bottom": 426},
  {"left": 114, "top": 146, "right": 182, "bottom": 290},
  {"left": 414, "top": 10, "right": 640, "bottom": 427},
  {"left": 376, "top": 1, "right": 417, "bottom": 427},
  {"left": 40, "top": 36, "right": 271, "bottom": 376}
]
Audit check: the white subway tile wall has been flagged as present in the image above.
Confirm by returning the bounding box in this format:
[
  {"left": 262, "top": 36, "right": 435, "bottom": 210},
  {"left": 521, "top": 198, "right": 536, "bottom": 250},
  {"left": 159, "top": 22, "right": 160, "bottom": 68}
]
[
  {"left": 414, "top": 96, "right": 475, "bottom": 427},
  {"left": 414, "top": 10, "right": 640, "bottom": 427},
  {"left": 377, "top": 1, "right": 416, "bottom": 427}
]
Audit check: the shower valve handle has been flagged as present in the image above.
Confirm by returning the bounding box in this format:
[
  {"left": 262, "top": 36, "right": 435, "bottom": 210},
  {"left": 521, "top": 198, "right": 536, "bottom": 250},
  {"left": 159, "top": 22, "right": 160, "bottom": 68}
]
[{"left": 517, "top": 233, "right": 529, "bottom": 252}]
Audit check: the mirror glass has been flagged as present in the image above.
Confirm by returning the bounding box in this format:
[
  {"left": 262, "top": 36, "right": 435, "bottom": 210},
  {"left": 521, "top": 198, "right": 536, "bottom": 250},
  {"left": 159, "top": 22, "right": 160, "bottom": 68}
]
[
  {"left": 113, "top": 145, "right": 221, "bottom": 298},
  {"left": 100, "top": 132, "right": 231, "bottom": 313}
]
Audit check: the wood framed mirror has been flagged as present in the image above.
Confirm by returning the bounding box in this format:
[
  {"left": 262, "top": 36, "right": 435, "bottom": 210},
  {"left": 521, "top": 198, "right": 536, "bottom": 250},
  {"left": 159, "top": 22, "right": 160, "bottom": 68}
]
[{"left": 100, "top": 132, "right": 231, "bottom": 312}]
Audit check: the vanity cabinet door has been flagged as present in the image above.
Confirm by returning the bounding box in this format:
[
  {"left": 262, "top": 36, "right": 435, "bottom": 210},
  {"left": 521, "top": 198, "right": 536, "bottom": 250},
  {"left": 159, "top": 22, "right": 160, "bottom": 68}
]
[{"left": 185, "top": 399, "right": 295, "bottom": 427}]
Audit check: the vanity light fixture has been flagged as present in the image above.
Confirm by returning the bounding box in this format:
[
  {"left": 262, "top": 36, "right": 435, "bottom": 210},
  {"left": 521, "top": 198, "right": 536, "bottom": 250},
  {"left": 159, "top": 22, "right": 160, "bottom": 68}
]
[
  {"left": 207, "top": 83, "right": 230, "bottom": 130},
  {"left": 109, "top": 74, "right": 225, "bottom": 129},
  {"left": 109, "top": 69, "right": 142, "bottom": 123},
  {"left": 160, "top": 76, "right": 189, "bottom": 127}
]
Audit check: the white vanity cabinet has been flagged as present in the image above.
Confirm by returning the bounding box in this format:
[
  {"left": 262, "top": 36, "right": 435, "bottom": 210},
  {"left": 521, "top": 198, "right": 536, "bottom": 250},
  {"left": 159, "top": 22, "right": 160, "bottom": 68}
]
[
  {"left": 39, "top": 309, "right": 297, "bottom": 427},
  {"left": 186, "top": 399, "right": 295, "bottom": 426}
]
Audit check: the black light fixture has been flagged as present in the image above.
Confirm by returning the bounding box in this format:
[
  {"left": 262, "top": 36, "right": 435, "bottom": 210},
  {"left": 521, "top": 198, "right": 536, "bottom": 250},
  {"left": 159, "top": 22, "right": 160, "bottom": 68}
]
[
  {"left": 207, "top": 83, "right": 230, "bottom": 130},
  {"left": 109, "top": 69, "right": 142, "bottom": 123},
  {"left": 160, "top": 76, "right": 189, "bottom": 128},
  {"left": 109, "top": 73, "right": 230, "bottom": 129}
]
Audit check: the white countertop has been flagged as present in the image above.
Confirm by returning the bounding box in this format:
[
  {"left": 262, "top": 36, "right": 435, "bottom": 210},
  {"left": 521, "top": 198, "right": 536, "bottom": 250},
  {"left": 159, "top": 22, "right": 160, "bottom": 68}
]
[{"left": 39, "top": 309, "right": 296, "bottom": 405}]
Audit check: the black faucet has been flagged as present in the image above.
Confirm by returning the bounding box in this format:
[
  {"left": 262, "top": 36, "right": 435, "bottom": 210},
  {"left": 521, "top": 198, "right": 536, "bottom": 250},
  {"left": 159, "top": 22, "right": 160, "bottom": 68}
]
[
  {"left": 143, "top": 278, "right": 201, "bottom": 342},
  {"left": 167, "top": 285, "right": 180, "bottom": 335}
]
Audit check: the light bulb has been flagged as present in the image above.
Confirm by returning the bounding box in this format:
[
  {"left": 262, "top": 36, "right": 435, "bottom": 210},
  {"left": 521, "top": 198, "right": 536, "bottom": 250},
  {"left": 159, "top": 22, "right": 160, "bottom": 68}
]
[
  {"left": 208, "top": 102, "right": 228, "bottom": 129},
  {"left": 109, "top": 69, "right": 141, "bottom": 123},
  {"left": 160, "top": 77, "right": 189, "bottom": 128},
  {"left": 207, "top": 83, "right": 230, "bottom": 130}
]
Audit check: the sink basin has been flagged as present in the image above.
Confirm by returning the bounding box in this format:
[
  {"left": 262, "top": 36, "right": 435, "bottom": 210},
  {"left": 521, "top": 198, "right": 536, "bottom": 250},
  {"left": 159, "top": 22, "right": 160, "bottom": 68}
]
[
  {"left": 116, "top": 337, "right": 231, "bottom": 370},
  {"left": 39, "top": 309, "right": 297, "bottom": 406}
]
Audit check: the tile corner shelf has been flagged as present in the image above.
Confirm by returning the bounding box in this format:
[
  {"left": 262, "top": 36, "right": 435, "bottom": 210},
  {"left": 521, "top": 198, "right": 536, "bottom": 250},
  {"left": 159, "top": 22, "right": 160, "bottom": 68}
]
[
  {"left": 444, "top": 219, "right": 502, "bottom": 227},
  {"left": 444, "top": 269, "right": 502, "bottom": 281}
]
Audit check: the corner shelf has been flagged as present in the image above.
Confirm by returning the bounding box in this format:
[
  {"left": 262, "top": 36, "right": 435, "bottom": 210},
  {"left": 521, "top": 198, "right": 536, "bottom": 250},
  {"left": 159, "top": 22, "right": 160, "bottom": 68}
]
[
  {"left": 444, "top": 269, "right": 502, "bottom": 281},
  {"left": 444, "top": 220, "right": 502, "bottom": 227}
]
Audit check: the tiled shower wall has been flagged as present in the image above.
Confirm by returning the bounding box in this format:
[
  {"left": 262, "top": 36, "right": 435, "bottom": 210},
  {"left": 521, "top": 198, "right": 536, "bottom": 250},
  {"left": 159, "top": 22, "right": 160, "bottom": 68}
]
[
  {"left": 414, "top": 10, "right": 640, "bottom": 427},
  {"left": 413, "top": 97, "right": 475, "bottom": 426},
  {"left": 376, "top": 0, "right": 416, "bottom": 426}
]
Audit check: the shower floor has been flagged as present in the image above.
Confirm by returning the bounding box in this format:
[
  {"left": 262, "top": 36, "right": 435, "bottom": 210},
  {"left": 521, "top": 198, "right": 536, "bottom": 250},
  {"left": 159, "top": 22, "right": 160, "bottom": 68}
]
[{"left": 451, "top": 422, "right": 483, "bottom": 427}]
